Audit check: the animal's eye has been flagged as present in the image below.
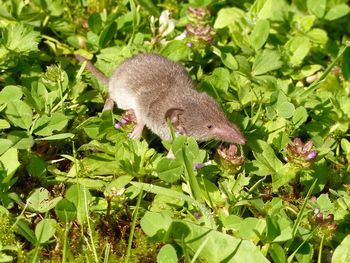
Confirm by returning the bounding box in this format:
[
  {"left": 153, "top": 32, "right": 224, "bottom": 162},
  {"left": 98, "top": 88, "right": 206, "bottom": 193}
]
[{"left": 207, "top": 124, "right": 213, "bottom": 129}]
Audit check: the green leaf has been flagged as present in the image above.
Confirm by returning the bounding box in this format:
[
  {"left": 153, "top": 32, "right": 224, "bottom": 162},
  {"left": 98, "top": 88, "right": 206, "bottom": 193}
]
[
  {"left": 324, "top": 4, "right": 350, "bottom": 21},
  {"left": 172, "top": 136, "right": 199, "bottom": 164},
  {"left": 251, "top": 140, "right": 283, "bottom": 176},
  {"left": 140, "top": 211, "right": 172, "bottom": 238},
  {"left": 26, "top": 155, "right": 47, "bottom": 178},
  {"left": 257, "top": 0, "right": 290, "bottom": 21},
  {"left": 0, "top": 147, "right": 20, "bottom": 181},
  {"left": 214, "top": 7, "right": 245, "bottom": 29},
  {"left": 35, "top": 219, "right": 57, "bottom": 244},
  {"left": 291, "top": 64, "right": 322, "bottom": 80},
  {"left": 105, "top": 175, "right": 133, "bottom": 196},
  {"left": 307, "top": 0, "right": 326, "bottom": 18},
  {"left": 35, "top": 133, "right": 74, "bottom": 141},
  {"left": 268, "top": 243, "right": 286, "bottom": 263},
  {"left": 0, "top": 119, "right": 10, "bottom": 129},
  {"left": 212, "top": 47, "right": 239, "bottom": 70},
  {"left": 54, "top": 199, "right": 77, "bottom": 223},
  {"left": 250, "top": 19, "right": 270, "bottom": 50},
  {"left": 276, "top": 101, "right": 295, "bottom": 119},
  {"left": 0, "top": 23, "right": 40, "bottom": 53},
  {"left": 307, "top": 28, "right": 328, "bottom": 44},
  {"left": 342, "top": 46, "right": 350, "bottom": 80},
  {"left": 33, "top": 112, "right": 70, "bottom": 136},
  {"left": 316, "top": 194, "right": 332, "bottom": 212},
  {"left": 0, "top": 139, "right": 13, "bottom": 155},
  {"left": 341, "top": 138, "right": 350, "bottom": 154},
  {"left": 332, "top": 234, "right": 350, "bottom": 263},
  {"left": 293, "top": 106, "right": 308, "bottom": 128},
  {"left": 271, "top": 163, "right": 298, "bottom": 191},
  {"left": 5, "top": 100, "right": 32, "bottom": 130},
  {"left": 138, "top": 0, "right": 159, "bottom": 16},
  {"left": 14, "top": 219, "right": 37, "bottom": 245},
  {"left": 8, "top": 130, "right": 34, "bottom": 149},
  {"left": 27, "top": 188, "right": 62, "bottom": 213},
  {"left": 65, "top": 184, "right": 92, "bottom": 224},
  {"left": 238, "top": 217, "right": 266, "bottom": 242},
  {"left": 0, "top": 86, "right": 23, "bottom": 106},
  {"left": 285, "top": 36, "right": 311, "bottom": 66},
  {"left": 156, "top": 157, "right": 183, "bottom": 183},
  {"left": 252, "top": 49, "right": 282, "bottom": 75},
  {"left": 157, "top": 244, "right": 178, "bottom": 263},
  {"left": 88, "top": 12, "right": 102, "bottom": 34},
  {"left": 99, "top": 22, "right": 117, "bottom": 48},
  {"left": 167, "top": 220, "right": 269, "bottom": 262},
  {"left": 160, "top": 40, "right": 191, "bottom": 61},
  {"left": 204, "top": 67, "right": 231, "bottom": 94}
]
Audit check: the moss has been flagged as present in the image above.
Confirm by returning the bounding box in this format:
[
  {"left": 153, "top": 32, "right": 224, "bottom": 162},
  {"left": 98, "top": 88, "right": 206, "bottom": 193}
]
[{"left": 0, "top": 214, "right": 16, "bottom": 246}]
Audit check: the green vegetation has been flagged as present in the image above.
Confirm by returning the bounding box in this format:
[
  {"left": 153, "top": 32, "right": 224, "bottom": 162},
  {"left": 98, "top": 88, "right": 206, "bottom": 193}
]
[{"left": 0, "top": 0, "right": 350, "bottom": 262}]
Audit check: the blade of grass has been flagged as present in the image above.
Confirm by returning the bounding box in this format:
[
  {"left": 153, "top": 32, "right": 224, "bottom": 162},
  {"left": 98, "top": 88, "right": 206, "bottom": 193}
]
[
  {"left": 292, "top": 179, "right": 318, "bottom": 237},
  {"left": 182, "top": 146, "right": 204, "bottom": 203},
  {"left": 73, "top": 142, "right": 99, "bottom": 262},
  {"left": 317, "top": 234, "right": 325, "bottom": 263},
  {"left": 287, "top": 227, "right": 317, "bottom": 263},
  {"left": 103, "top": 243, "right": 111, "bottom": 263},
  {"left": 190, "top": 236, "right": 209, "bottom": 263},
  {"left": 128, "top": 0, "right": 137, "bottom": 46},
  {"left": 300, "top": 42, "right": 350, "bottom": 98},
  {"left": 125, "top": 185, "right": 143, "bottom": 263}
]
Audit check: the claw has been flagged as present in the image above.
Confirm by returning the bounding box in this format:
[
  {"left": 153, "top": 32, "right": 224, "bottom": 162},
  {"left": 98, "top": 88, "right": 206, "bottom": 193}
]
[{"left": 128, "top": 122, "right": 145, "bottom": 139}]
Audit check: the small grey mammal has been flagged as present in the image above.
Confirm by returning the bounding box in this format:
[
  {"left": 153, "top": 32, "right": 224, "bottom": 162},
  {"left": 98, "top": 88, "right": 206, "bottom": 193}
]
[{"left": 75, "top": 53, "right": 246, "bottom": 144}]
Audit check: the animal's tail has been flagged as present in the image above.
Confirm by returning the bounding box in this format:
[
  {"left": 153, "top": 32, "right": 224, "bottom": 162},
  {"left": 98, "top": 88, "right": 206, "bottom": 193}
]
[
  {"left": 74, "top": 54, "right": 114, "bottom": 112},
  {"left": 74, "top": 54, "right": 109, "bottom": 85}
]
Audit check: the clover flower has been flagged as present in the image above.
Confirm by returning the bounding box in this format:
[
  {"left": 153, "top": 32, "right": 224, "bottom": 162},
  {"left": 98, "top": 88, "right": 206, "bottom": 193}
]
[
  {"left": 159, "top": 10, "right": 175, "bottom": 38},
  {"left": 148, "top": 10, "right": 175, "bottom": 46},
  {"left": 285, "top": 138, "right": 318, "bottom": 168},
  {"left": 215, "top": 144, "right": 244, "bottom": 174}
]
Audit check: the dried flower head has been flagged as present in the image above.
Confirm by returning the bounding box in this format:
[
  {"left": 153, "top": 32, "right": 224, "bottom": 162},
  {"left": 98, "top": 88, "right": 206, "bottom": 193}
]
[
  {"left": 188, "top": 6, "right": 209, "bottom": 21},
  {"left": 331, "top": 66, "right": 342, "bottom": 76},
  {"left": 186, "top": 24, "right": 213, "bottom": 42},
  {"left": 215, "top": 144, "right": 244, "bottom": 174},
  {"left": 285, "top": 138, "right": 317, "bottom": 168},
  {"left": 122, "top": 110, "right": 137, "bottom": 124}
]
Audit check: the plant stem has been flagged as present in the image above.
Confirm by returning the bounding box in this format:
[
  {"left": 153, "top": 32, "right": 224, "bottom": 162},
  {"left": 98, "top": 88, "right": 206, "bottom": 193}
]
[{"left": 125, "top": 186, "right": 143, "bottom": 263}]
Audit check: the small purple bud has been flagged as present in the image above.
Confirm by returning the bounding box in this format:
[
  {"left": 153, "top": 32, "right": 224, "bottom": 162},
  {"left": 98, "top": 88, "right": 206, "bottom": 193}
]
[
  {"left": 114, "top": 123, "right": 121, "bottom": 129},
  {"left": 306, "top": 151, "right": 317, "bottom": 161},
  {"left": 314, "top": 208, "right": 320, "bottom": 215},
  {"left": 183, "top": 30, "right": 188, "bottom": 36},
  {"left": 193, "top": 163, "right": 206, "bottom": 170},
  {"left": 120, "top": 118, "right": 128, "bottom": 124},
  {"left": 128, "top": 132, "right": 132, "bottom": 138},
  {"left": 327, "top": 252, "right": 333, "bottom": 263},
  {"left": 186, "top": 42, "right": 193, "bottom": 48},
  {"left": 193, "top": 211, "right": 201, "bottom": 220}
]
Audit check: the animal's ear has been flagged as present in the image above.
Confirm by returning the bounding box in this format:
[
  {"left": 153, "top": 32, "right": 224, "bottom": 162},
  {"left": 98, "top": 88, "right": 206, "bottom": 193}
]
[{"left": 165, "top": 108, "right": 186, "bottom": 134}]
